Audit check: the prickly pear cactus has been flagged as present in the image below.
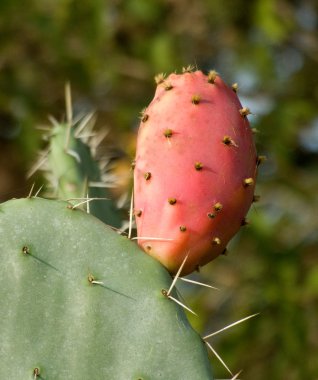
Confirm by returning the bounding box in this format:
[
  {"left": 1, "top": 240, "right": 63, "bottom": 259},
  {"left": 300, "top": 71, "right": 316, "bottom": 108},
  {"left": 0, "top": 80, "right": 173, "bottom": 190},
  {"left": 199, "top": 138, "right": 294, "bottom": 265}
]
[
  {"left": 134, "top": 69, "right": 258, "bottom": 275},
  {"left": 0, "top": 197, "right": 213, "bottom": 379}
]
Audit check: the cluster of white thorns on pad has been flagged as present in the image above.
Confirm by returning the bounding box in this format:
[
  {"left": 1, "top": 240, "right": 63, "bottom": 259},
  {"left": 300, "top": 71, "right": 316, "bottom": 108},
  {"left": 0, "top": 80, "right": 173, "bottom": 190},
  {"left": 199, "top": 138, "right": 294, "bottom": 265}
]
[{"left": 27, "top": 82, "right": 259, "bottom": 379}]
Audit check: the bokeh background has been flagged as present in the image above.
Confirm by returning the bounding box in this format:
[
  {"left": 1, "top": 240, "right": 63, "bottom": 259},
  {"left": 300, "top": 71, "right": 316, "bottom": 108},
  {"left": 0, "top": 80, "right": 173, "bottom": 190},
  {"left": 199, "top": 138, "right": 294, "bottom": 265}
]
[{"left": 1, "top": 1, "right": 317, "bottom": 379}]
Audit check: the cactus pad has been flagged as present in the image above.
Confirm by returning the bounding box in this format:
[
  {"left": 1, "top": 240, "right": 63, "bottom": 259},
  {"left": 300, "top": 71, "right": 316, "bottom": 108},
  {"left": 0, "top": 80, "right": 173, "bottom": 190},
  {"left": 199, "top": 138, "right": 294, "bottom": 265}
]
[{"left": 0, "top": 197, "right": 213, "bottom": 379}]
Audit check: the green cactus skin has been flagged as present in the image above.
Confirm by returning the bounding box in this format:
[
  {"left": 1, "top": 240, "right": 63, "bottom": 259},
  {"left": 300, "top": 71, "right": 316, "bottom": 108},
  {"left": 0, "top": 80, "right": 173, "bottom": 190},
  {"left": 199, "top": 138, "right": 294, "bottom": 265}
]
[
  {"left": 0, "top": 197, "right": 213, "bottom": 379},
  {"left": 47, "top": 121, "right": 122, "bottom": 228}
]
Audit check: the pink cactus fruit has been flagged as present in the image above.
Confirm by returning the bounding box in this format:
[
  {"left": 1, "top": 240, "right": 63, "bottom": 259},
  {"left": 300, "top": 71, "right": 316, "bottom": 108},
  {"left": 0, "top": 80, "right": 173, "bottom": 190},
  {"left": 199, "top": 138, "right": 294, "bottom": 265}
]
[{"left": 133, "top": 69, "right": 258, "bottom": 275}]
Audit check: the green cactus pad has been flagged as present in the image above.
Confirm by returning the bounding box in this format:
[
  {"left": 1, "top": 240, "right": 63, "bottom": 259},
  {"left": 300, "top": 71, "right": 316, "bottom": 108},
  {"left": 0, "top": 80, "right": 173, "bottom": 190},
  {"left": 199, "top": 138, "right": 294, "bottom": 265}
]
[
  {"left": 48, "top": 122, "right": 122, "bottom": 228},
  {"left": 0, "top": 198, "right": 213, "bottom": 379}
]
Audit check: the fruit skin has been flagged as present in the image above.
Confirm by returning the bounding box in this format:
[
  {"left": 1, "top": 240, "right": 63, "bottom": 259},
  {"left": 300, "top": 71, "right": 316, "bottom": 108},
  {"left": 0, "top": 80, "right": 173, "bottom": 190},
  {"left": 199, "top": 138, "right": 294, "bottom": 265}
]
[
  {"left": 0, "top": 197, "right": 213, "bottom": 379},
  {"left": 134, "top": 70, "right": 257, "bottom": 275}
]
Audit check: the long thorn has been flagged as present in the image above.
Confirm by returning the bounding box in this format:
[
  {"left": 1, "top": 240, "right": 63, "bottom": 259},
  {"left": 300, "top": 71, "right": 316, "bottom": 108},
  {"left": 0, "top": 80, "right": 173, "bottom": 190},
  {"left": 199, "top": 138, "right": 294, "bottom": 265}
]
[
  {"left": 203, "top": 313, "right": 259, "bottom": 340},
  {"left": 66, "top": 149, "right": 81, "bottom": 163},
  {"left": 74, "top": 112, "right": 95, "bottom": 137},
  {"left": 168, "top": 254, "right": 189, "bottom": 296},
  {"left": 167, "top": 295, "right": 197, "bottom": 316},
  {"left": 48, "top": 115, "right": 59, "bottom": 127},
  {"left": 90, "top": 130, "right": 109, "bottom": 149},
  {"left": 34, "top": 184, "right": 44, "bottom": 198},
  {"left": 131, "top": 237, "right": 174, "bottom": 241},
  {"left": 128, "top": 191, "right": 134, "bottom": 239},
  {"left": 86, "top": 192, "right": 90, "bottom": 214},
  {"left": 36, "top": 125, "right": 52, "bottom": 131},
  {"left": 27, "top": 149, "right": 50, "bottom": 177},
  {"left": 64, "top": 85, "right": 72, "bottom": 151},
  {"left": 178, "top": 277, "right": 219, "bottom": 290},
  {"left": 205, "top": 341, "right": 233, "bottom": 376},
  {"left": 78, "top": 132, "right": 96, "bottom": 140},
  {"left": 231, "top": 369, "right": 243, "bottom": 380},
  {"left": 65, "top": 81, "right": 72, "bottom": 126},
  {"left": 67, "top": 197, "right": 110, "bottom": 201},
  {"left": 71, "top": 197, "right": 109, "bottom": 209},
  {"left": 27, "top": 183, "right": 35, "bottom": 198},
  {"left": 88, "top": 181, "right": 117, "bottom": 189}
]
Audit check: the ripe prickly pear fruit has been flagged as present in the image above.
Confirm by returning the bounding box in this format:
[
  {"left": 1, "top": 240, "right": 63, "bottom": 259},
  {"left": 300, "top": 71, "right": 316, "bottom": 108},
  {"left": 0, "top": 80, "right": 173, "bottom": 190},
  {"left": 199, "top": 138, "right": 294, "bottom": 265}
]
[{"left": 134, "top": 69, "right": 257, "bottom": 275}]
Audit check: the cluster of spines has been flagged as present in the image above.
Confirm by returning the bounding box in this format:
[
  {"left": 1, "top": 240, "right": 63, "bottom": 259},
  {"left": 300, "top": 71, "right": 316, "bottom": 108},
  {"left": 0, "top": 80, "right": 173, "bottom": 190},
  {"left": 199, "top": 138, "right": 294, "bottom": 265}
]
[{"left": 158, "top": 254, "right": 259, "bottom": 378}]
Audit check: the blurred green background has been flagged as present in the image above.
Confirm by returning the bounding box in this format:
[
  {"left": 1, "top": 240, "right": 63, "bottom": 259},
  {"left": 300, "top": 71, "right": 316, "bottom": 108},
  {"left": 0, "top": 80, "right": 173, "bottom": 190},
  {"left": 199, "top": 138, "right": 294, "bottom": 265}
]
[{"left": 0, "top": 0, "right": 317, "bottom": 379}]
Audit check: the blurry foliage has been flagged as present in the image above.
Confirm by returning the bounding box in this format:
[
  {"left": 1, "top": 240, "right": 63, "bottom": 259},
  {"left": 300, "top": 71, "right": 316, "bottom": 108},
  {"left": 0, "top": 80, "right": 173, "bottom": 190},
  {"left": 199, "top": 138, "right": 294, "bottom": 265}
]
[{"left": 1, "top": 0, "right": 318, "bottom": 379}]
